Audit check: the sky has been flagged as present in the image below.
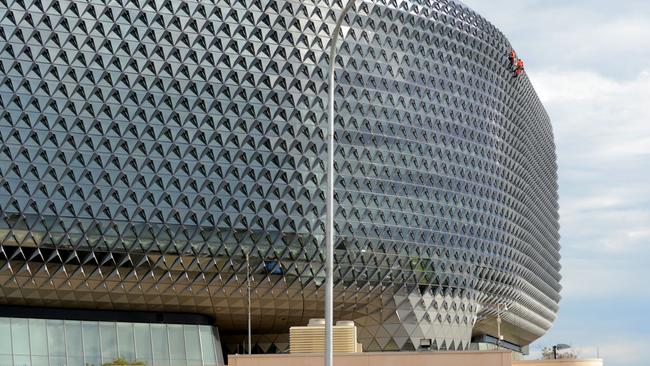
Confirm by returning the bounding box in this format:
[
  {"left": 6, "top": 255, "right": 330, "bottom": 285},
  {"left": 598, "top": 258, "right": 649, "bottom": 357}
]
[{"left": 460, "top": 1, "right": 650, "bottom": 365}]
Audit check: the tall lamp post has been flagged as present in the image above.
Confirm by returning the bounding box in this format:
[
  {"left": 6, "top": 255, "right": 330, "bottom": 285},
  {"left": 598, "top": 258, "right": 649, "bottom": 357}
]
[
  {"left": 245, "top": 252, "right": 252, "bottom": 355},
  {"left": 325, "top": 0, "right": 357, "bottom": 366},
  {"left": 496, "top": 303, "right": 508, "bottom": 349},
  {"left": 553, "top": 344, "right": 571, "bottom": 359}
]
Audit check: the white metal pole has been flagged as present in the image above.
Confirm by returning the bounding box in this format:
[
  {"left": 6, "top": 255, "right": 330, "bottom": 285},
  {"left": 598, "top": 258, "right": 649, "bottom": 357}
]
[
  {"left": 325, "top": 1, "right": 356, "bottom": 365},
  {"left": 496, "top": 305, "right": 501, "bottom": 349},
  {"left": 247, "top": 252, "right": 252, "bottom": 355}
]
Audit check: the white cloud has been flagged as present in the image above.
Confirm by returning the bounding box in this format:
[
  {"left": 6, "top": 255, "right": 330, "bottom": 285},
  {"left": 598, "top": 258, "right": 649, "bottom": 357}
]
[
  {"left": 539, "top": 17, "right": 650, "bottom": 73},
  {"left": 530, "top": 69, "right": 650, "bottom": 259},
  {"left": 593, "top": 340, "right": 650, "bottom": 365},
  {"left": 530, "top": 69, "right": 650, "bottom": 161},
  {"left": 458, "top": 2, "right": 650, "bottom": 365},
  {"left": 529, "top": 59, "right": 650, "bottom": 366},
  {"left": 560, "top": 257, "right": 649, "bottom": 299},
  {"left": 463, "top": 0, "right": 650, "bottom": 78},
  {"left": 532, "top": 70, "right": 650, "bottom": 103}
]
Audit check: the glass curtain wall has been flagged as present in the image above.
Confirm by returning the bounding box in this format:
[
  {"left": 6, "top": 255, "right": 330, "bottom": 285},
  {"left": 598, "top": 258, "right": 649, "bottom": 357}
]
[{"left": 0, "top": 318, "right": 224, "bottom": 366}]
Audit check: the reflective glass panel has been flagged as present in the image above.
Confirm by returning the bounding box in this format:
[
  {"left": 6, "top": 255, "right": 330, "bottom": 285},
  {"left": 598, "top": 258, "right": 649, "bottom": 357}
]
[
  {"left": 134, "top": 323, "right": 152, "bottom": 362},
  {"left": 66, "top": 356, "right": 83, "bottom": 366},
  {"left": 46, "top": 320, "right": 65, "bottom": 357},
  {"left": 0, "top": 318, "right": 222, "bottom": 366},
  {"left": 99, "top": 323, "right": 118, "bottom": 363},
  {"left": 168, "top": 324, "right": 186, "bottom": 362},
  {"left": 151, "top": 324, "right": 170, "bottom": 365},
  {"left": 64, "top": 321, "right": 82, "bottom": 356},
  {"left": 0, "top": 355, "right": 12, "bottom": 366},
  {"left": 10, "top": 319, "right": 29, "bottom": 355},
  {"left": 30, "top": 355, "right": 48, "bottom": 366},
  {"left": 82, "top": 322, "right": 101, "bottom": 365},
  {"left": 116, "top": 323, "right": 135, "bottom": 361},
  {"left": 28, "top": 319, "right": 47, "bottom": 356},
  {"left": 199, "top": 326, "right": 216, "bottom": 366},
  {"left": 183, "top": 325, "right": 202, "bottom": 365},
  {"left": 0, "top": 319, "right": 11, "bottom": 355},
  {"left": 48, "top": 356, "right": 66, "bottom": 366},
  {"left": 12, "top": 355, "right": 30, "bottom": 366}
]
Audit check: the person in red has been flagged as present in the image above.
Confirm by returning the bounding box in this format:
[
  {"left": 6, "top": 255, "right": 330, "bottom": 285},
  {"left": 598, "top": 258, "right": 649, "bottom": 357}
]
[
  {"left": 509, "top": 50, "right": 517, "bottom": 66},
  {"left": 514, "top": 58, "right": 525, "bottom": 77}
]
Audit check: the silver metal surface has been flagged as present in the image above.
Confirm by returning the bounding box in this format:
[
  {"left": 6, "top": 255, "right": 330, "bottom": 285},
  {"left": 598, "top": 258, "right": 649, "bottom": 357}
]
[{"left": 0, "top": 0, "right": 561, "bottom": 354}]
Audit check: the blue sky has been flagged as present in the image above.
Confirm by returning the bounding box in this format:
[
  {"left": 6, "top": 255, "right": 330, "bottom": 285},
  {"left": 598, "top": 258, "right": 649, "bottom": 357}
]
[{"left": 461, "top": 1, "right": 650, "bottom": 365}]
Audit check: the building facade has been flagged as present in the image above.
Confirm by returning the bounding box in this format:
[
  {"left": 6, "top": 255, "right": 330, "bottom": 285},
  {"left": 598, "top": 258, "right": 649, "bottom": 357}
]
[{"left": 0, "top": 0, "right": 560, "bottom": 364}]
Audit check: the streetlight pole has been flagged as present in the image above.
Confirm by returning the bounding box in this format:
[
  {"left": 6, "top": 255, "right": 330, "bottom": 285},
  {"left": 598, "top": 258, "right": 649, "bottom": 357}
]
[
  {"left": 553, "top": 344, "right": 571, "bottom": 359},
  {"left": 325, "top": 1, "right": 357, "bottom": 366},
  {"left": 246, "top": 252, "right": 252, "bottom": 355},
  {"left": 496, "top": 303, "right": 508, "bottom": 349}
]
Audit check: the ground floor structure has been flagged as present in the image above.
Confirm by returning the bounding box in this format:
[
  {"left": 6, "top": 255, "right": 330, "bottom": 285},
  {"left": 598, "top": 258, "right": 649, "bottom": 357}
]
[
  {"left": 227, "top": 352, "right": 603, "bottom": 366},
  {"left": 0, "top": 307, "right": 224, "bottom": 366},
  {"left": 1, "top": 307, "right": 600, "bottom": 366}
]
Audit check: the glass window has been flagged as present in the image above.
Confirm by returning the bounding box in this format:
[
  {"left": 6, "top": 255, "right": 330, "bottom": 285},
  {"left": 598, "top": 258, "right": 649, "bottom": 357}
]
[
  {"left": 0, "top": 318, "right": 11, "bottom": 355},
  {"left": 82, "top": 322, "right": 101, "bottom": 365},
  {"left": 12, "top": 355, "right": 30, "bottom": 366},
  {"left": 0, "top": 318, "right": 222, "bottom": 366},
  {"left": 168, "top": 324, "right": 185, "bottom": 362},
  {"left": 99, "top": 323, "right": 118, "bottom": 363},
  {"left": 183, "top": 325, "right": 202, "bottom": 365},
  {"left": 133, "top": 323, "right": 152, "bottom": 363},
  {"left": 212, "top": 327, "right": 223, "bottom": 365},
  {"left": 0, "top": 355, "right": 12, "bottom": 366},
  {"left": 116, "top": 323, "right": 135, "bottom": 362},
  {"left": 30, "top": 355, "right": 48, "bottom": 366},
  {"left": 64, "top": 321, "right": 82, "bottom": 357},
  {"left": 46, "top": 320, "right": 65, "bottom": 357},
  {"left": 199, "top": 326, "right": 217, "bottom": 366},
  {"left": 48, "top": 356, "right": 66, "bottom": 366},
  {"left": 11, "top": 319, "right": 30, "bottom": 355},
  {"left": 263, "top": 260, "right": 283, "bottom": 274},
  {"left": 187, "top": 356, "right": 203, "bottom": 366},
  {"left": 151, "top": 324, "right": 170, "bottom": 365},
  {"left": 28, "top": 319, "right": 48, "bottom": 356},
  {"left": 66, "top": 356, "right": 83, "bottom": 366}
]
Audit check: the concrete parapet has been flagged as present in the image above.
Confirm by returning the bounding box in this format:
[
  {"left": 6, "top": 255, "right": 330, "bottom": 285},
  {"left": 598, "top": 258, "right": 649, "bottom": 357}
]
[
  {"left": 514, "top": 359, "right": 604, "bottom": 366},
  {"left": 228, "top": 350, "right": 512, "bottom": 366}
]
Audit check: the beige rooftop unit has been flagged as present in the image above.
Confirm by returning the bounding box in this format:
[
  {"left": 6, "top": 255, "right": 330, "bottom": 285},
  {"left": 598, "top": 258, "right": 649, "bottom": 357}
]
[{"left": 289, "top": 319, "right": 362, "bottom": 354}]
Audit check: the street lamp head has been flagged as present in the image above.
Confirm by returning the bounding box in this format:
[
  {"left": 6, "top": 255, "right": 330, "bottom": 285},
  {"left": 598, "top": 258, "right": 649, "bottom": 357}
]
[{"left": 555, "top": 344, "right": 571, "bottom": 350}]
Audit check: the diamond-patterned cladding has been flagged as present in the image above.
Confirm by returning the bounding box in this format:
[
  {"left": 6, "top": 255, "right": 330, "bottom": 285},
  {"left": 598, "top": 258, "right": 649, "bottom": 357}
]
[{"left": 0, "top": 0, "right": 560, "bottom": 353}]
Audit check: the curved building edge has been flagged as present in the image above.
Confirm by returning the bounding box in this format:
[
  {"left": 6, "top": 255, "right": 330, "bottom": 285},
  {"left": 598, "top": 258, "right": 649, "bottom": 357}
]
[{"left": 0, "top": 0, "right": 561, "bottom": 361}]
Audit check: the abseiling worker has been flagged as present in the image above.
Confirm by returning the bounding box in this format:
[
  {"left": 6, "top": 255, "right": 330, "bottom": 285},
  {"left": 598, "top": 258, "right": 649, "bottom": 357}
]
[
  {"left": 514, "top": 58, "right": 525, "bottom": 77},
  {"left": 509, "top": 50, "right": 517, "bottom": 66}
]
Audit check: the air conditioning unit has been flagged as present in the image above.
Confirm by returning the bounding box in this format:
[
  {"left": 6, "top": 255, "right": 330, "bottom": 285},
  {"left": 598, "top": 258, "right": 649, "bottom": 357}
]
[{"left": 289, "top": 319, "right": 362, "bottom": 354}]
